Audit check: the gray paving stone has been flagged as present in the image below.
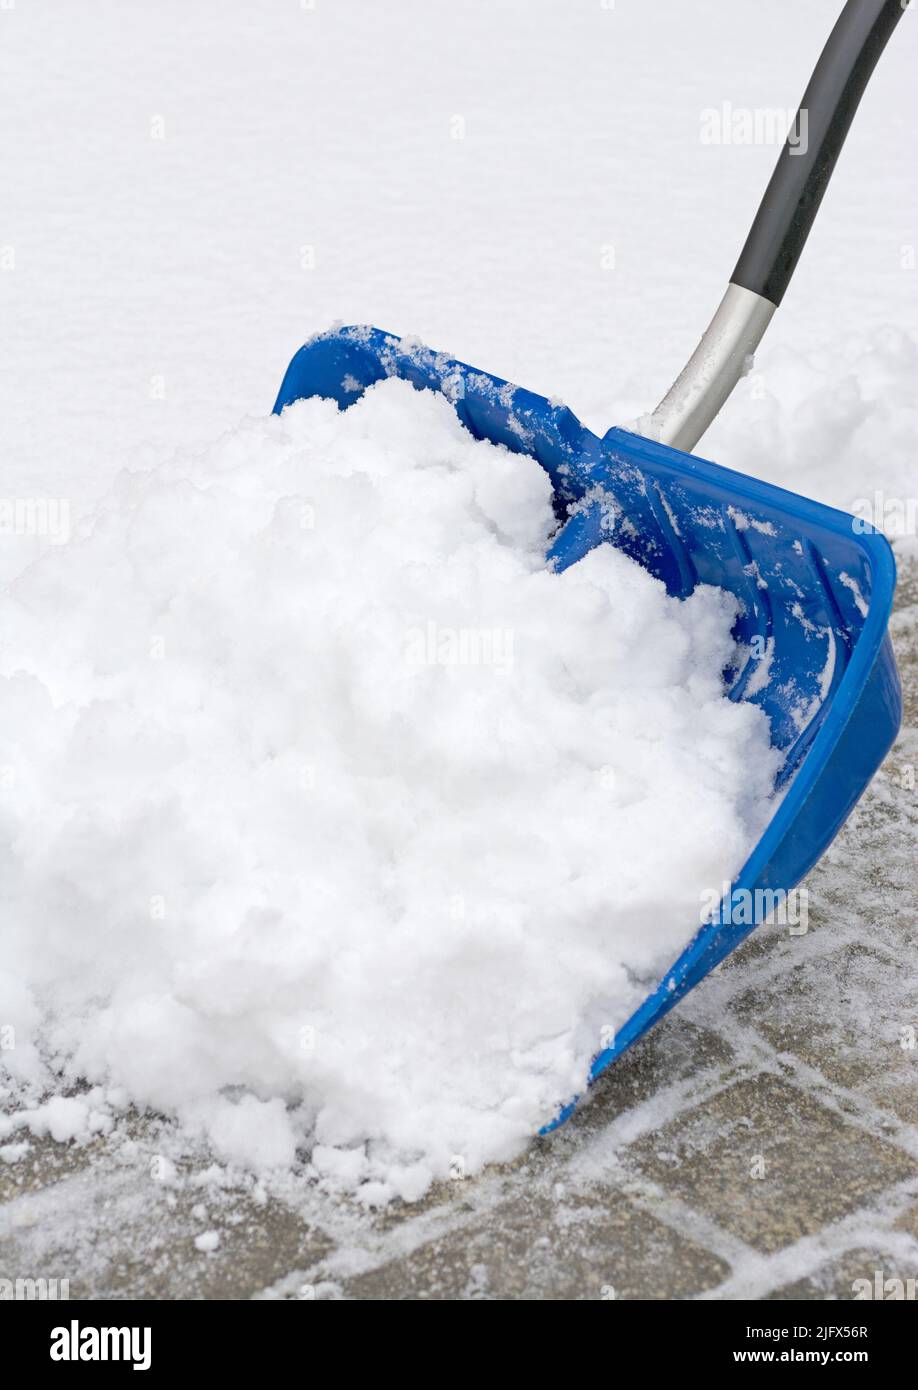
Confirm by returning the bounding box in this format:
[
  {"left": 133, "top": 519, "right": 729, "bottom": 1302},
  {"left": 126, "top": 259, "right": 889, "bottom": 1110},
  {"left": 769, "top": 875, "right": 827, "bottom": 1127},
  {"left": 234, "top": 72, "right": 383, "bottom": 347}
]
[
  {"left": 730, "top": 944, "right": 918, "bottom": 1126},
  {"left": 0, "top": 1133, "right": 104, "bottom": 1203},
  {"left": 340, "top": 1187, "right": 729, "bottom": 1301},
  {"left": 766, "top": 1247, "right": 918, "bottom": 1301},
  {"left": 0, "top": 1144, "right": 334, "bottom": 1301},
  {"left": 627, "top": 1074, "right": 917, "bottom": 1255},
  {"left": 555, "top": 1015, "right": 736, "bottom": 1140},
  {"left": 893, "top": 1201, "right": 918, "bottom": 1245}
]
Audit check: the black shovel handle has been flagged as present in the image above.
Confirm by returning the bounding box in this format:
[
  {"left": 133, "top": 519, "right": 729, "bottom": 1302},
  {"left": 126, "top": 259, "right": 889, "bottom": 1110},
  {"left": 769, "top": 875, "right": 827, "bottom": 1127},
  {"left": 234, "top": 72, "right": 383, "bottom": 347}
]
[{"left": 731, "top": 0, "right": 906, "bottom": 307}]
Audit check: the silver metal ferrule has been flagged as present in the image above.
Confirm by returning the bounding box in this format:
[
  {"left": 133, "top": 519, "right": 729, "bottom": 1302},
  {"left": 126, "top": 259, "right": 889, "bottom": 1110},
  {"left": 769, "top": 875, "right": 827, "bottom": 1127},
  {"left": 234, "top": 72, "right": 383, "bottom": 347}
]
[{"left": 642, "top": 283, "right": 776, "bottom": 454}]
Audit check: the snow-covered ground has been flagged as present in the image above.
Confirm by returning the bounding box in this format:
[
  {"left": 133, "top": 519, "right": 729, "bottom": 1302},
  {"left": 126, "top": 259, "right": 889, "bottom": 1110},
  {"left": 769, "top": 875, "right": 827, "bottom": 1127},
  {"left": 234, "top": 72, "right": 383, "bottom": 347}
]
[
  {"left": 1, "top": 0, "right": 916, "bottom": 1298},
  {"left": 1, "top": 0, "right": 915, "bottom": 539}
]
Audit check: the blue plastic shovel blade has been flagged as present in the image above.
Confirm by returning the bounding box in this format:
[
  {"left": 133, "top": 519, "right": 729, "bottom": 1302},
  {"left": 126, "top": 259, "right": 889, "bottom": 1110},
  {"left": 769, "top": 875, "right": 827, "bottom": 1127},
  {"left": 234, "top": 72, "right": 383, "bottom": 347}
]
[{"left": 274, "top": 326, "right": 902, "bottom": 1127}]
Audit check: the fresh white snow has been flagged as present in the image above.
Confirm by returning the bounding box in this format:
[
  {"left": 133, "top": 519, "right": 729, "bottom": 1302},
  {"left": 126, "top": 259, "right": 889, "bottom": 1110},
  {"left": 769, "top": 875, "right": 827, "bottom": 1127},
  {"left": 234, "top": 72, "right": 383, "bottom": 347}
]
[
  {"left": 0, "top": 377, "right": 778, "bottom": 1198},
  {"left": 0, "top": 1, "right": 915, "bottom": 565}
]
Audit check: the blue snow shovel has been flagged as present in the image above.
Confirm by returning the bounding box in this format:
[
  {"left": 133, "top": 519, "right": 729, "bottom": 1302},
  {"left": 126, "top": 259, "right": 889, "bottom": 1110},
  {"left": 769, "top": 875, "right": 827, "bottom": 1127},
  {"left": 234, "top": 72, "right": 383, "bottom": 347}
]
[{"left": 273, "top": 0, "right": 906, "bottom": 1126}]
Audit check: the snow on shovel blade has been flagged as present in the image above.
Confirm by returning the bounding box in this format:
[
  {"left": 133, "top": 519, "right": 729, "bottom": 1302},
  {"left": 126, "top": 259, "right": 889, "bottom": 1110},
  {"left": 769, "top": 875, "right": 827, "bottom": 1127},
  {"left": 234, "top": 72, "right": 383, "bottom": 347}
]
[{"left": 275, "top": 325, "right": 901, "bottom": 1127}]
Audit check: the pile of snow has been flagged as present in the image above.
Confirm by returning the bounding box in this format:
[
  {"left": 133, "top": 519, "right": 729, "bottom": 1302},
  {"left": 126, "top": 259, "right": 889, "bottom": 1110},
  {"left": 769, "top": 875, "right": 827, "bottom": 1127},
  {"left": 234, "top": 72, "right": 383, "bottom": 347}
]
[
  {"left": 0, "top": 378, "right": 777, "bottom": 1202},
  {"left": 709, "top": 328, "right": 918, "bottom": 557}
]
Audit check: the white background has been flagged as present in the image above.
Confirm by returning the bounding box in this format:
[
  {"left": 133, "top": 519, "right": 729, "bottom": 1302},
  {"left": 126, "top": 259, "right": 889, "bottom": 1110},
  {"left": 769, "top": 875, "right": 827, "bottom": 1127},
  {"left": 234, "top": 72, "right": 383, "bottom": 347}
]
[{"left": 2, "top": 1, "right": 915, "bottom": 508}]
